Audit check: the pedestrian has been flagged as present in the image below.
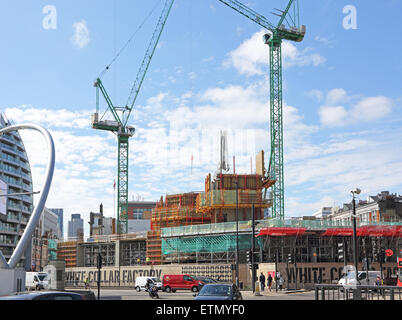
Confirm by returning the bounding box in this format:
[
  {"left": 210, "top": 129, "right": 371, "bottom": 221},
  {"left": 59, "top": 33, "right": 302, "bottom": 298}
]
[
  {"left": 376, "top": 275, "right": 381, "bottom": 286},
  {"left": 267, "top": 273, "right": 273, "bottom": 291},
  {"left": 84, "top": 277, "right": 90, "bottom": 290},
  {"left": 278, "top": 275, "right": 284, "bottom": 291},
  {"left": 259, "top": 272, "right": 266, "bottom": 291}
]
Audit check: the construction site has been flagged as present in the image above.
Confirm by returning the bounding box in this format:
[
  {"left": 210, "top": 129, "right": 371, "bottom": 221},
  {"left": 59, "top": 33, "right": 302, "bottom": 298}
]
[
  {"left": 0, "top": 0, "right": 402, "bottom": 291},
  {"left": 55, "top": 0, "right": 402, "bottom": 283}
]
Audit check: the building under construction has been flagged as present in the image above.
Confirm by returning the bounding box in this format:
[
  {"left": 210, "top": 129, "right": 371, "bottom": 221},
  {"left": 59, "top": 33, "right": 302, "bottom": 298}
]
[{"left": 146, "top": 172, "right": 272, "bottom": 264}]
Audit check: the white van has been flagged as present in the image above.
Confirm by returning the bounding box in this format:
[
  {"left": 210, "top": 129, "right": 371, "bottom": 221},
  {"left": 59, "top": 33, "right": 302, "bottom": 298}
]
[
  {"left": 338, "top": 271, "right": 381, "bottom": 286},
  {"left": 135, "top": 277, "right": 162, "bottom": 292},
  {"left": 25, "top": 272, "right": 50, "bottom": 291}
]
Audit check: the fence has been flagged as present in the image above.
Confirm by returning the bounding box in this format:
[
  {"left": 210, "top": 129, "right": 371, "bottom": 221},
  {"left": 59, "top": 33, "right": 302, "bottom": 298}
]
[{"left": 315, "top": 284, "right": 402, "bottom": 300}]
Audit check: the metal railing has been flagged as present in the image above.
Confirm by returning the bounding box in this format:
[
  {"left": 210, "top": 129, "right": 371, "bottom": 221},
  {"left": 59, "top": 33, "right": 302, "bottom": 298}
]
[{"left": 315, "top": 284, "right": 402, "bottom": 300}]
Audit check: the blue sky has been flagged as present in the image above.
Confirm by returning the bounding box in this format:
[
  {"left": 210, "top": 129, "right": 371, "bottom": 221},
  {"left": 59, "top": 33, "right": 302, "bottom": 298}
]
[{"left": 1, "top": 0, "right": 401, "bottom": 238}]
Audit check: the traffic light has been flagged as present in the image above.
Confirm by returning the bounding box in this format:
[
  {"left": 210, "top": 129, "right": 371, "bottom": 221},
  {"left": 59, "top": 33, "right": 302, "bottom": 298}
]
[
  {"left": 338, "top": 242, "right": 344, "bottom": 262},
  {"left": 287, "top": 253, "right": 294, "bottom": 264},
  {"left": 379, "top": 248, "right": 385, "bottom": 264},
  {"left": 96, "top": 253, "right": 102, "bottom": 269},
  {"left": 373, "top": 245, "right": 378, "bottom": 262},
  {"left": 272, "top": 252, "right": 277, "bottom": 263},
  {"left": 246, "top": 250, "right": 252, "bottom": 264}
]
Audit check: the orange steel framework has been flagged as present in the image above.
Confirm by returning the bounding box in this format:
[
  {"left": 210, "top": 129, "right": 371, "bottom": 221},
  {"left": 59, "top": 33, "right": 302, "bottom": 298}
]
[{"left": 146, "top": 173, "right": 271, "bottom": 264}]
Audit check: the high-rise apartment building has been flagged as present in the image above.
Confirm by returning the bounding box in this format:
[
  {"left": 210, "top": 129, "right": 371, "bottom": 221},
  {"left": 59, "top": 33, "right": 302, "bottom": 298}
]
[{"left": 0, "top": 113, "right": 34, "bottom": 270}]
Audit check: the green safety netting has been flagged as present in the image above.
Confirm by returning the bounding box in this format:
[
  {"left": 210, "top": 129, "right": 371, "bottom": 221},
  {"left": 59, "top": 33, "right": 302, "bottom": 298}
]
[{"left": 162, "top": 234, "right": 262, "bottom": 254}]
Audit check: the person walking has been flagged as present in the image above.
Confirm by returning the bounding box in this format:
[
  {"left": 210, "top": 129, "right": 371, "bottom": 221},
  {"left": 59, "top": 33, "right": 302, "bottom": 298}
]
[
  {"left": 84, "top": 277, "right": 90, "bottom": 290},
  {"left": 259, "top": 272, "right": 266, "bottom": 291},
  {"left": 267, "top": 273, "right": 273, "bottom": 291},
  {"left": 278, "top": 275, "right": 284, "bottom": 291}
]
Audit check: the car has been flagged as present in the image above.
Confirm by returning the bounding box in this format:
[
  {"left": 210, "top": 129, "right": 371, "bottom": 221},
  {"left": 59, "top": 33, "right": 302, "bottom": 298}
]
[
  {"left": 162, "top": 274, "right": 203, "bottom": 293},
  {"left": 134, "top": 276, "right": 163, "bottom": 292},
  {"left": 193, "top": 283, "right": 243, "bottom": 300},
  {"left": 0, "top": 291, "right": 91, "bottom": 300},
  {"left": 193, "top": 276, "right": 217, "bottom": 284}
]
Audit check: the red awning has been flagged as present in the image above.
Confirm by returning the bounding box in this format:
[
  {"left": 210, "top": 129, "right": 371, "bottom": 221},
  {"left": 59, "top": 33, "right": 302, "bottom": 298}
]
[
  {"left": 257, "top": 226, "right": 402, "bottom": 237},
  {"left": 356, "top": 225, "right": 401, "bottom": 237},
  {"left": 320, "top": 228, "right": 353, "bottom": 237},
  {"left": 257, "top": 227, "right": 307, "bottom": 237}
]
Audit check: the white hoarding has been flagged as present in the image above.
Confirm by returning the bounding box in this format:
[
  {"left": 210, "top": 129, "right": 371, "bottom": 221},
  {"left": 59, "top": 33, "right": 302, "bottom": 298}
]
[{"left": 0, "top": 178, "right": 8, "bottom": 217}]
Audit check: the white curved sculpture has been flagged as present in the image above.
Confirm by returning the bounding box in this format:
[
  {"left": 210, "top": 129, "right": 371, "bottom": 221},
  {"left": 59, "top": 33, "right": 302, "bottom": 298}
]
[{"left": 0, "top": 124, "right": 55, "bottom": 269}]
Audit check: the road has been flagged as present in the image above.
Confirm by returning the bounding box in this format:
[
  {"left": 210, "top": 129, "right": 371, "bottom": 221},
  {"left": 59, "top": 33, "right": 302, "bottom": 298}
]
[{"left": 89, "top": 288, "right": 316, "bottom": 300}]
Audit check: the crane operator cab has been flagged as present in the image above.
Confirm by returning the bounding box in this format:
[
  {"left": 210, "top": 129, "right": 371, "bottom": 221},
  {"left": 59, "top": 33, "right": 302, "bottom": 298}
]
[{"left": 126, "top": 126, "right": 135, "bottom": 137}]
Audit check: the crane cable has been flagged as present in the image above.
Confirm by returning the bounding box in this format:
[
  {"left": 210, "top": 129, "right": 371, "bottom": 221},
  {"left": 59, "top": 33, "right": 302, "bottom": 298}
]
[{"left": 98, "top": 0, "right": 163, "bottom": 79}]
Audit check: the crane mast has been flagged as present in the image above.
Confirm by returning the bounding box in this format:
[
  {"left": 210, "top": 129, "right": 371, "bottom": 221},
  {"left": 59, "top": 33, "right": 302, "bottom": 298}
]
[
  {"left": 92, "top": 0, "right": 174, "bottom": 233},
  {"left": 217, "top": 0, "right": 306, "bottom": 219}
]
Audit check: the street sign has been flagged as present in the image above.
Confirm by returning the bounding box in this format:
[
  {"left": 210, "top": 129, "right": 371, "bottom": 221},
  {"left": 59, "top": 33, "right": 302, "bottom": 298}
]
[{"left": 385, "top": 249, "right": 393, "bottom": 257}]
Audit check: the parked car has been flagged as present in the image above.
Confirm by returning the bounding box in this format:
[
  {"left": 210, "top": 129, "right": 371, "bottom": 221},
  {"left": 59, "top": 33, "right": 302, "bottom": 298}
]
[
  {"left": 193, "top": 283, "right": 242, "bottom": 300},
  {"left": 0, "top": 291, "right": 90, "bottom": 300},
  {"left": 162, "top": 274, "right": 203, "bottom": 293},
  {"left": 135, "top": 277, "right": 163, "bottom": 292},
  {"left": 25, "top": 272, "right": 49, "bottom": 291}
]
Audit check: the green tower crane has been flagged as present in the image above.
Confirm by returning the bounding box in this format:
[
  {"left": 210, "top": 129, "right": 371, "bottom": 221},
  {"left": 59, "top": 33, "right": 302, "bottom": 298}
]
[
  {"left": 217, "top": 0, "right": 306, "bottom": 219},
  {"left": 92, "top": 0, "right": 175, "bottom": 233}
]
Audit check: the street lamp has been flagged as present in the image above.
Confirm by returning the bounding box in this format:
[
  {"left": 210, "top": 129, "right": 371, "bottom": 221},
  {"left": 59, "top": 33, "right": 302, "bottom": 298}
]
[
  {"left": 351, "top": 188, "right": 361, "bottom": 285},
  {"left": 234, "top": 179, "right": 239, "bottom": 288}
]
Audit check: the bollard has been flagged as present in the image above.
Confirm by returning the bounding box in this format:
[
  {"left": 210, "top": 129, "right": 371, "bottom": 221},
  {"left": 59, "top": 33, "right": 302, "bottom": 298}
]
[{"left": 254, "top": 281, "right": 262, "bottom": 296}]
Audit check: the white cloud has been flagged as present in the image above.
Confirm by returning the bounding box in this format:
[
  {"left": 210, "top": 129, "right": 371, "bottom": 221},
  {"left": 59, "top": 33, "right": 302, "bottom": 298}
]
[
  {"left": 319, "top": 106, "right": 348, "bottom": 127},
  {"left": 71, "top": 20, "right": 90, "bottom": 48},
  {"left": 325, "top": 88, "right": 348, "bottom": 106},
  {"left": 188, "top": 72, "right": 197, "bottom": 80},
  {"left": 350, "top": 96, "right": 393, "bottom": 122},
  {"left": 306, "top": 89, "right": 324, "bottom": 102},
  {"left": 224, "top": 30, "right": 326, "bottom": 76},
  {"left": 318, "top": 89, "right": 393, "bottom": 127},
  {"left": 5, "top": 105, "right": 91, "bottom": 129}
]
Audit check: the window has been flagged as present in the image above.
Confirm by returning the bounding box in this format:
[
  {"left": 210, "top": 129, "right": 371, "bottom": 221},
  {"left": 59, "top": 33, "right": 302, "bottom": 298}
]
[{"left": 53, "top": 295, "right": 75, "bottom": 300}]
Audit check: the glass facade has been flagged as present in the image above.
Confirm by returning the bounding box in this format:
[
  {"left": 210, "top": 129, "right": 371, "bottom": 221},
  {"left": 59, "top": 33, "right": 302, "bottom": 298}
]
[{"left": 0, "top": 113, "right": 34, "bottom": 269}]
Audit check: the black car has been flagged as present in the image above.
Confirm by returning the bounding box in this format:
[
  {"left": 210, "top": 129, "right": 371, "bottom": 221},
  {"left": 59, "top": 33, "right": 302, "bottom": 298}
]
[
  {"left": 194, "top": 283, "right": 243, "bottom": 300},
  {"left": 0, "top": 291, "right": 92, "bottom": 300}
]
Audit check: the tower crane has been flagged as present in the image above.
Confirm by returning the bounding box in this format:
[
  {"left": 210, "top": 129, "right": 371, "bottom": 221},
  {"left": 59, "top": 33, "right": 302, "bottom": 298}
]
[
  {"left": 91, "top": 0, "right": 174, "bottom": 233},
  {"left": 216, "top": 0, "right": 306, "bottom": 219}
]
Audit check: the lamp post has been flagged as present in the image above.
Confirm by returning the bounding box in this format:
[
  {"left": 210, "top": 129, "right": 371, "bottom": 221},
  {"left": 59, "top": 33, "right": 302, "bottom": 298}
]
[{"left": 351, "top": 188, "right": 361, "bottom": 285}]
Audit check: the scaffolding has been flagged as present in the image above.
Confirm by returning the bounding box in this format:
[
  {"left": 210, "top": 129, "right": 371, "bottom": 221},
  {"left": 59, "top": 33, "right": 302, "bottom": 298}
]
[
  {"left": 146, "top": 192, "right": 213, "bottom": 264},
  {"left": 145, "top": 174, "right": 272, "bottom": 264},
  {"left": 146, "top": 230, "right": 162, "bottom": 264},
  {"left": 57, "top": 240, "right": 82, "bottom": 268},
  {"left": 162, "top": 233, "right": 262, "bottom": 263}
]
